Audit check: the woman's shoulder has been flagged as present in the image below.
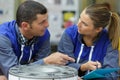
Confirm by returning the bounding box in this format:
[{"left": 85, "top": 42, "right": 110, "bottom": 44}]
[
  {"left": 64, "top": 24, "right": 81, "bottom": 43},
  {"left": 65, "top": 24, "right": 78, "bottom": 33},
  {"left": 65, "top": 24, "right": 78, "bottom": 37}
]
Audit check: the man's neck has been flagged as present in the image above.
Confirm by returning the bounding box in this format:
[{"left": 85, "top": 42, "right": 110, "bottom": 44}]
[{"left": 19, "top": 27, "right": 34, "bottom": 40}]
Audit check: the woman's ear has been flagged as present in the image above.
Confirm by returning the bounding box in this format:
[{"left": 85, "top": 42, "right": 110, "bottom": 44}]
[{"left": 96, "top": 27, "right": 103, "bottom": 33}]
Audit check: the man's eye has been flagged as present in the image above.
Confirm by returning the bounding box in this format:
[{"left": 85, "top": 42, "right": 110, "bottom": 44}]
[{"left": 83, "top": 23, "right": 88, "bottom": 26}]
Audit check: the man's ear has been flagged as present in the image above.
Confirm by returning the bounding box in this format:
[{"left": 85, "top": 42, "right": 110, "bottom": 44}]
[{"left": 21, "top": 22, "right": 29, "bottom": 30}]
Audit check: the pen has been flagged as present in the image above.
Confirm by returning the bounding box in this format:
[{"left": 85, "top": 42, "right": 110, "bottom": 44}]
[{"left": 96, "top": 61, "right": 98, "bottom": 69}]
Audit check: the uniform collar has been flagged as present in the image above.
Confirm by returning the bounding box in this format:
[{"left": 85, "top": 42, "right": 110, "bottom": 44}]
[
  {"left": 78, "top": 31, "right": 103, "bottom": 46},
  {"left": 15, "top": 23, "right": 38, "bottom": 46}
]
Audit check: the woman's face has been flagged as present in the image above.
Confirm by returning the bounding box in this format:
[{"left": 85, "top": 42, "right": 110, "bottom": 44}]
[{"left": 77, "top": 9, "right": 100, "bottom": 36}]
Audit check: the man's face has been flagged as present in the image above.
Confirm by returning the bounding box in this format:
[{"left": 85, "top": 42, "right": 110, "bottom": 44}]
[
  {"left": 30, "top": 13, "right": 49, "bottom": 36},
  {"left": 24, "top": 13, "right": 49, "bottom": 37}
]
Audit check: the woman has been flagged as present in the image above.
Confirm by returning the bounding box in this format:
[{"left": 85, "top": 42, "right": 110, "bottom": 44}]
[{"left": 58, "top": 3, "right": 120, "bottom": 80}]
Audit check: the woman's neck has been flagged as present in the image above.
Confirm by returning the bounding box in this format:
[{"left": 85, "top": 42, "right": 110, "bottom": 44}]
[{"left": 83, "top": 35, "right": 98, "bottom": 47}]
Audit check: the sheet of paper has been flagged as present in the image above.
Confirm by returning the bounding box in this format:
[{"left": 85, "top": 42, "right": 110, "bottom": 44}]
[{"left": 83, "top": 68, "right": 120, "bottom": 79}]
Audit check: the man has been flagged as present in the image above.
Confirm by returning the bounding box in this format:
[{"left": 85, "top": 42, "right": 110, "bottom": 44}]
[
  {"left": 0, "top": 69, "right": 7, "bottom": 80},
  {"left": 0, "top": 1, "right": 74, "bottom": 79}
]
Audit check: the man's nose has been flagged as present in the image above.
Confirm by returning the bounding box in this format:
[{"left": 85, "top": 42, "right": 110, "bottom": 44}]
[{"left": 44, "top": 20, "right": 49, "bottom": 28}]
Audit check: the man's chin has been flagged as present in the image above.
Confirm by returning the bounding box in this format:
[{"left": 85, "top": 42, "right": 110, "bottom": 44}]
[{"left": 39, "top": 32, "right": 45, "bottom": 36}]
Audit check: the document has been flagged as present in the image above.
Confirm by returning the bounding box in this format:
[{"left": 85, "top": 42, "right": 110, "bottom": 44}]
[{"left": 83, "top": 68, "right": 120, "bottom": 79}]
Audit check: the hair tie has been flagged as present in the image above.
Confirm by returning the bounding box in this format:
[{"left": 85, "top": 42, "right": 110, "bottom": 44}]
[{"left": 109, "top": 11, "right": 112, "bottom": 16}]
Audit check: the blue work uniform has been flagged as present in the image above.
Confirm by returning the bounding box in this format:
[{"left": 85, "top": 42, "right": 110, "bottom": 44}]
[
  {"left": 58, "top": 24, "right": 119, "bottom": 80},
  {"left": 0, "top": 20, "right": 50, "bottom": 77}
]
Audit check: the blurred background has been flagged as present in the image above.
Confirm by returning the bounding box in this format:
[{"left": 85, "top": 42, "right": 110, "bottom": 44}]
[{"left": 0, "top": 0, "right": 120, "bottom": 52}]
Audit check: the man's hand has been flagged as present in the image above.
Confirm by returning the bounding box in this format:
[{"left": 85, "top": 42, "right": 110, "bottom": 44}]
[
  {"left": 44, "top": 52, "right": 75, "bottom": 65},
  {"left": 0, "top": 75, "right": 7, "bottom": 80}
]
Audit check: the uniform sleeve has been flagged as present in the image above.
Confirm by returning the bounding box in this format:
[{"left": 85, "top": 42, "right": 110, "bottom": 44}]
[
  {"left": 32, "top": 36, "right": 51, "bottom": 64},
  {"left": 58, "top": 32, "right": 81, "bottom": 70},
  {"left": 119, "top": 38, "right": 120, "bottom": 50},
  {"left": 101, "top": 43, "right": 119, "bottom": 80},
  {"left": 0, "top": 35, "right": 18, "bottom": 77},
  {"left": 0, "top": 68, "right": 4, "bottom": 75}
]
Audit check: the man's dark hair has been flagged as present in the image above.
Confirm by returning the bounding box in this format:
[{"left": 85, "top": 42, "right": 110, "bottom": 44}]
[{"left": 16, "top": 0, "right": 47, "bottom": 26}]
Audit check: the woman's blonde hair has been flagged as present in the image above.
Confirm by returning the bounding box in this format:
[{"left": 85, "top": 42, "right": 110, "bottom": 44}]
[{"left": 85, "top": 3, "right": 120, "bottom": 49}]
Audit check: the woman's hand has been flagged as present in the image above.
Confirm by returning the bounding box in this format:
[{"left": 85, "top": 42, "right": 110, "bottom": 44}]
[
  {"left": 80, "top": 61, "right": 101, "bottom": 71},
  {"left": 78, "top": 76, "right": 83, "bottom": 80}
]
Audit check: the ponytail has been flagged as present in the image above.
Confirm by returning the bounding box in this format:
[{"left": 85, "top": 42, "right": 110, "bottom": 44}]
[
  {"left": 108, "top": 12, "right": 120, "bottom": 49},
  {"left": 85, "top": 3, "right": 120, "bottom": 49}
]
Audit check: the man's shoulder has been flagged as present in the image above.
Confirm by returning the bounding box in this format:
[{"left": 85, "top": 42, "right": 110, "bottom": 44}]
[
  {"left": 0, "top": 35, "right": 11, "bottom": 48},
  {"left": 0, "top": 20, "right": 16, "bottom": 32}
]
